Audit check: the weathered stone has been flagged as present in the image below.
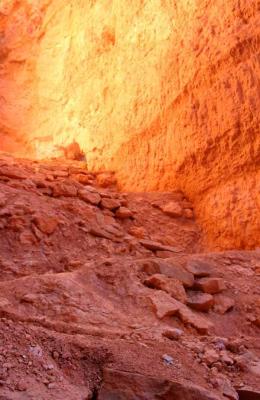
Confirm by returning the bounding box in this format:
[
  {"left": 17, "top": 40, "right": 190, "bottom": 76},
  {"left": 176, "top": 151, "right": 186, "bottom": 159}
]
[
  {"left": 53, "top": 170, "right": 69, "bottom": 178},
  {"left": 203, "top": 349, "right": 220, "bottom": 365},
  {"left": 0, "top": 166, "right": 26, "bottom": 180},
  {"left": 149, "top": 290, "right": 181, "bottom": 319},
  {"left": 137, "top": 258, "right": 194, "bottom": 288},
  {"left": 161, "top": 201, "right": 183, "bottom": 218},
  {"left": 185, "top": 259, "right": 215, "bottom": 277},
  {"left": 52, "top": 181, "right": 78, "bottom": 197},
  {"left": 78, "top": 189, "right": 101, "bottom": 205},
  {"left": 162, "top": 328, "right": 183, "bottom": 341},
  {"left": 195, "top": 278, "right": 226, "bottom": 294},
  {"left": 178, "top": 306, "right": 214, "bottom": 334},
  {"left": 101, "top": 198, "right": 121, "bottom": 210},
  {"left": 115, "top": 207, "right": 133, "bottom": 219},
  {"left": 71, "top": 173, "right": 90, "bottom": 184},
  {"left": 128, "top": 226, "right": 147, "bottom": 239},
  {"left": 96, "top": 172, "right": 117, "bottom": 188},
  {"left": 187, "top": 292, "right": 214, "bottom": 312},
  {"left": 33, "top": 215, "right": 59, "bottom": 235},
  {"left": 214, "top": 294, "right": 235, "bottom": 314},
  {"left": 159, "top": 259, "right": 194, "bottom": 288},
  {"left": 144, "top": 274, "right": 187, "bottom": 303}
]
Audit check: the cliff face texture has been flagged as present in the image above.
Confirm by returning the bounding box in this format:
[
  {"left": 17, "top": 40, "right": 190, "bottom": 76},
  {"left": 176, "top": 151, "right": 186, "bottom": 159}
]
[{"left": 0, "top": 0, "right": 259, "bottom": 250}]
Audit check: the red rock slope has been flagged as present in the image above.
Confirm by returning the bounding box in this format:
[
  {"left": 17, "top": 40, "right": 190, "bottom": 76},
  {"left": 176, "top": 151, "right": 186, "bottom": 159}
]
[{"left": 0, "top": 152, "right": 259, "bottom": 399}]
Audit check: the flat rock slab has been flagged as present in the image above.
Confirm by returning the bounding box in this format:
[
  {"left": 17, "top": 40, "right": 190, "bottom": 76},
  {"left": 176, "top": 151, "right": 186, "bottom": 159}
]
[
  {"left": 98, "top": 368, "right": 224, "bottom": 399},
  {"left": 149, "top": 290, "right": 181, "bottom": 319},
  {"left": 178, "top": 305, "right": 214, "bottom": 334}
]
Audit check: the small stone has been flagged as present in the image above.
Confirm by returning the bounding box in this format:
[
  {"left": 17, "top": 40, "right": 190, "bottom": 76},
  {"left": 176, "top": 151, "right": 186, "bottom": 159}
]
[
  {"left": 161, "top": 201, "right": 183, "bottom": 218},
  {"left": 52, "top": 351, "right": 60, "bottom": 360},
  {"left": 162, "top": 354, "right": 174, "bottom": 365},
  {"left": 115, "top": 207, "right": 133, "bottom": 219},
  {"left": 71, "top": 173, "right": 90, "bottom": 184},
  {"left": 33, "top": 215, "right": 59, "bottom": 235},
  {"left": 220, "top": 351, "right": 234, "bottom": 365},
  {"left": 194, "top": 277, "right": 226, "bottom": 294},
  {"left": 203, "top": 349, "right": 220, "bottom": 365},
  {"left": 47, "top": 382, "right": 57, "bottom": 389},
  {"left": 128, "top": 226, "right": 147, "bottom": 239},
  {"left": 16, "top": 382, "right": 27, "bottom": 391},
  {"left": 149, "top": 290, "right": 181, "bottom": 319},
  {"left": 78, "top": 189, "right": 101, "bottom": 205},
  {"left": 214, "top": 294, "right": 235, "bottom": 314},
  {"left": 162, "top": 328, "right": 183, "bottom": 340},
  {"left": 187, "top": 292, "right": 214, "bottom": 312},
  {"left": 101, "top": 198, "right": 121, "bottom": 210},
  {"left": 52, "top": 181, "right": 78, "bottom": 197}
]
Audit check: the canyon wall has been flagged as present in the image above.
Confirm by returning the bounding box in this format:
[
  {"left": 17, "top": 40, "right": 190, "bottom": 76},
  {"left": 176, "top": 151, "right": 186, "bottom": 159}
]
[{"left": 0, "top": 0, "right": 259, "bottom": 250}]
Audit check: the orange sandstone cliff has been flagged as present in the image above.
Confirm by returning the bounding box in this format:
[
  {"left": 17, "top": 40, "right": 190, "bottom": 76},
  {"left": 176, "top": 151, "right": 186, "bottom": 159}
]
[{"left": 0, "top": 0, "right": 259, "bottom": 250}]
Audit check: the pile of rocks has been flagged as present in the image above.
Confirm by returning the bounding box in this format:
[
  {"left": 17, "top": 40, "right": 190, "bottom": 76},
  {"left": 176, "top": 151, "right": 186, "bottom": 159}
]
[{"left": 138, "top": 257, "right": 235, "bottom": 334}]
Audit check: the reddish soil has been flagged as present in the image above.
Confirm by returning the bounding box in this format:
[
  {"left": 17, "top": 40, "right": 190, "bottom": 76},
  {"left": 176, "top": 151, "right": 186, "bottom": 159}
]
[{"left": 0, "top": 152, "right": 259, "bottom": 399}]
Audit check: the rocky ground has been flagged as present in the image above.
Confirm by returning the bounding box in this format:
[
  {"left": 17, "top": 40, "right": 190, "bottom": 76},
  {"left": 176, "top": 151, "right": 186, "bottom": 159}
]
[{"left": 0, "top": 152, "right": 259, "bottom": 400}]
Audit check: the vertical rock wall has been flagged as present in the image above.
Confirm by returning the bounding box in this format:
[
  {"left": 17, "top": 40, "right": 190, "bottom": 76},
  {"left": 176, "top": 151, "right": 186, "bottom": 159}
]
[{"left": 0, "top": 0, "right": 259, "bottom": 249}]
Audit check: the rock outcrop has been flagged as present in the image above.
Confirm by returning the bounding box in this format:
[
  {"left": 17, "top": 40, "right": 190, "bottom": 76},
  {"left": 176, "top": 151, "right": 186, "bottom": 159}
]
[{"left": 0, "top": 0, "right": 259, "bottom": 250}]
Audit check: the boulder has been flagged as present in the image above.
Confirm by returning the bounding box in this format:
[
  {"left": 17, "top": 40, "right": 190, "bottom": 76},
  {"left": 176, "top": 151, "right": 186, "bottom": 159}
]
[
  {"left": 194, "top": 278, "right": 226, "bottom": 294},
  {"left": 144, "top": 274, "right": 187, "bottom": 303},
  {"left": 187, "top": 292, "right": 214, "bottom": 312}
]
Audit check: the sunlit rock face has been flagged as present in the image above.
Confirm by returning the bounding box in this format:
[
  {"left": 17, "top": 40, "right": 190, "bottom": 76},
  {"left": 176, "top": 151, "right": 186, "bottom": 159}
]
[{"left": 0, "top": 0, "right": 259, "bottom": 250}]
